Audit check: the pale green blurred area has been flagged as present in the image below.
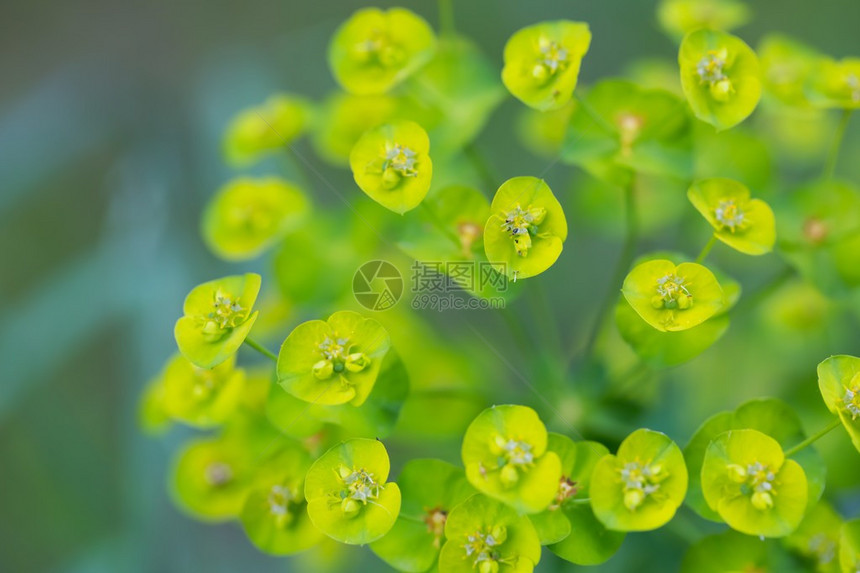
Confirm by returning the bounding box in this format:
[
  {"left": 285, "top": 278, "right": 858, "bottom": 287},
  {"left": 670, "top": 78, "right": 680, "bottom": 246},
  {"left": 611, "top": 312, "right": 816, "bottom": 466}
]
[{"left": 1, "top": 0, "right": 860, "bottom": 572}]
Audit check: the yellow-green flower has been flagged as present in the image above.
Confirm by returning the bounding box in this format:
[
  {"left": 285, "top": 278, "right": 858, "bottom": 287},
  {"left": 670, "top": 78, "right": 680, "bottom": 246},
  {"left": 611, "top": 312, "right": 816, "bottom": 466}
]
[
  {"left": 328, "top": 8, "right": 436, "bottom": 95},
  {"left": 688, "top": 178, "right": 776, "bottom": 255},
  {"left": 657, "top": 0, "right": 750, "bottom": 40},
  {"left": 807, "top": 57, "right": 860, "bottom": 109},
  {"left": 817, "top": 355, "right": 860, "bottom": 454},
  {"left": 758, "top": 34, "right": 821, "bottom": 107},
  {"left": 223, "top": 95, "right": 311, "bottom": 166},
  {"left": 501, "top": 21, "right": 591, "bottom": 111},
  {"left": 174, "top": 274, "right": 261, "bottom": 369},
  {"left": 679, "top": 29, "right": 762, "bottom": 130},
  {"left": 350, "top": 120, "right": 432, "bottom": 214},
  {"left": 622, "top": 260, "right": 724, "bottom": 332}
]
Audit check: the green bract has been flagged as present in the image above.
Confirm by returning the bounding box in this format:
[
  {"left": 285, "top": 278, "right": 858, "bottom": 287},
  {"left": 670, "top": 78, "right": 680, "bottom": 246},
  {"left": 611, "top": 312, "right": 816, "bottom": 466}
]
[
  {"left": 484, "top": 177, "right": 567, "bottom": 281},
  {"left": 561, "top": 79, "right": 692, "bottom": 183},
  {"left": 657, "top": 0, "right": 750, "bottom": 40},
  {"left": 223, "top": 94, "right": 311, "bottom": 166},
  {"left": 370, "top": 459, "right": 476, "bottom": 572},
  {"left": 439, "top": 494, "right": 542, "bottom": 573},
  {"left": 174, "top": 273, "right": 261, "bottom": 369},
  {"left": 759, "top": 34, "right": 821, "bottom": 107},
  {"left": 170, "top": 436, "right": 254, "bottom": 522},
  {"left": 817, "top": 355, "right": 860, "bottom": 453},
  {"left": 701, "top": 429, "right": 808, "bottom": 537},
  {"left": 240, "top": 443, "right": 324, "bottom": 555},
  {"left": 679, "top": 29, "right": 762, "bottom": 130},
  {"left": 311, "top": 93, "right": 400, "bottom": 165},
  {"left": 622, "top": 259, "right": 724, "bottom": 332},
  {"left": 785, "top": 501, "right": 842, "bottom": 573},
  {"left": 328, "top": 8, "right": 436, "bottom": 95},
  {"left": 501, "top": 20, "right": 591, "bottom": 111},
  {"left": 841, "top": 519, "right": 860, "bottom": 573},
  {"left": 161, "top": 354, "right": 244, "bottom": 428},
  {"left": 681, "top": 530, "right": 801, "bottom": 573},
  {"left": 350, "top": 120, "right": 432, "bottom": 214},
  {"left": 684, "top": 398, "right": 826, "bottom": 523},
  {"left": 202, "top": 177, "right": 309, "bottom": 261},
  {"left": 304, "top": 438, "right": 401, "bottom": 545},
  {"left": 807, "top": 58, "right": 860, "bottom": 109},
  {"left": 590, "top": 429, "right": 688, "bottom": 532},
  {"left": 461, "top": 405, "right": 562, "bottom": 514},
  {"left": 688, "top": 178, "right": 776, "bottom": 255},
  {"left": 277, "top": 310, "right": 391, "bottom": 407},
  {"left": 537, "top": 434, "right": 626, "bottom": 565}
]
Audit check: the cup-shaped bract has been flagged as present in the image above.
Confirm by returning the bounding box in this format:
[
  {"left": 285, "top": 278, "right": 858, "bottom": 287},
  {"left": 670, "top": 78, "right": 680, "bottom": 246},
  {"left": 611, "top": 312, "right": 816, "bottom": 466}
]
[
  {"left": 304, "top": 438, "right": 401, "bottom": 545},
  {"left": 702, "top": 429, "right": 808, "bottom": 537},
  {"left": 170, "top": 436, "right": 254, "bottom": 522},
  {"left": 536, "top": 434, "right": 626, "bottom": 565},
  {"left": 841, "top": 519, "right": 860, "bottom": 573},
  {"left": 461, "top": 405, "right": 562, "bottom": 514},
  {"left": 350, "top": 120, "right": 432, "bottom": 214},
  {"left": 622, "top": 260, "right": 724, "bottom": 332},
  {"left": 807, "top": 58, "right": 860, "bottom": 110},
  {"left": 785, "top": 501, "right": 843, "bottom": 572},
  {"left": 240, "top": 444, "right": 324, "bottom": 555},
  {"left": 370, "top": 459, "right": 477, "bottom": 572},
  {"left": 161, "top": 354, "right": 245, "bottom": 428},
  {"left": 561, "top": 79, "right": 693, "bottom": 183},
  {"left": 688, "top": 178, "right": 776, "bottom": 255},
  {"left": 174, "top": 273, "right": 261, "bottom": 369},
  {"left": 684, "top": 398, "right": 826, "bottom": 524},
  {"left": 311, "top": 92, "right": 401, "bottom": 165},
  {"left": 817, "top": 355, "right": 860, "bottom": 453},
  {"left": 657, "top": 0, "right": 750, "bottom": 40},
  {"left": 439, "top": 494, "right": 542, "bottom": 573},
  {"left": 277, "top": 310, "right": 391, "bottom": 407},
  {"left": 202, "top": 177, "right": 310, "bottom": 261},
  {"left": 590, "top": 429, "right": 688, "bottom": 532},
  {"left": 501, "top": 21, "right": 591, "bottom": 111},
  {"left": 484, "top": 177, "right": 567, "bottom": 281},
  {"left": 223, "top": 94, "right": 311, "bottom": 166},
  {"left": 681, "top": 529, "right": 799, "bottom": 573},
  {"left": 328, "top": 8, "right": 436, "bottom": 95},
  {"left": 679, "top": 29, "right": 762, "bottom": 130},
  {"left": 758, "top": 34, "right": 821, "bottom": 107}
]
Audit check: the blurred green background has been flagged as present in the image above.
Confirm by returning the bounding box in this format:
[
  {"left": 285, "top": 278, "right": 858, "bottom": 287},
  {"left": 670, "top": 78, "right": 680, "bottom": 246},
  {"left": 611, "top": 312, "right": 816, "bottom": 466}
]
[{"left": 2, "top": 0, "right": 860, "bottom": 571}]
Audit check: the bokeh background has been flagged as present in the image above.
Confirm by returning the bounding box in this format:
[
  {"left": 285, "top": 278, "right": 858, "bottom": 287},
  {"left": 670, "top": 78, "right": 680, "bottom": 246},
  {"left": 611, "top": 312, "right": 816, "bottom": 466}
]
[{"left": 2, "top": 0, "right": 860, "bottom": 571}]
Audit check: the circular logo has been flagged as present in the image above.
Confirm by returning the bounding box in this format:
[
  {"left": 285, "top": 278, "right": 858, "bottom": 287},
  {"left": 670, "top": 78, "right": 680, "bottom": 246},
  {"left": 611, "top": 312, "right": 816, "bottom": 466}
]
[{"left": 353, "top": 260, "right": 403, "bottom": 311}]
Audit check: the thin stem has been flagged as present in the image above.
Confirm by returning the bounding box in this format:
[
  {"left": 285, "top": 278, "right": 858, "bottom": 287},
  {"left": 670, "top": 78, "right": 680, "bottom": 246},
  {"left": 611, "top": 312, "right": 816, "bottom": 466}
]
[
  {"left": 695, "top": 234, "right": 718, "bottom": 264},
  {"left": 824, "top": 109, "right": 852, "bottom": 180},
  {"left": 421, "top": 202, "right": 461, "bottom": 246},
  {"left": 784, "top": 418, "right": 842, "bottom": 457},
  {"left": 575, "top": 176, "right": 638, "bottom": 364},
  {"left": 464, "top": 143, "right": 497, "bottom": 192},
  {"left": 244, "top": 337, "right": 277, "bottom": 362},
  {"left": 438, "top": 0, "right": 455, "bottom": 37},
  {"left": 573, "top": 91, "right": 617, "bottom": 136}
]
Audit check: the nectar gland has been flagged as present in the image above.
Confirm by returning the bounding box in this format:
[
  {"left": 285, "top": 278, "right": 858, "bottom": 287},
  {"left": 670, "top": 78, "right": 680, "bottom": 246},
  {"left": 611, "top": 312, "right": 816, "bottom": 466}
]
[
  {"left": 696, "top": 49, "right": 734, "bottom": 102},
  {"left": 651, "top": 274, "right": 694, "bottom": 310},
  {"left": 619, "top": 459, "right": 666, "bottom": 511},
  {"left": 312, "top": 335, "right": 370, "bottom": 380},
  {"left": 727, "top": 461, "right": 778, "bottom": 511},
  {"left": 202, "top": 290, "right": 247, "bottom": 336},
  {"left": 714, "top": 199, "right": 747, "bottom": 232},
  {"left": 548, "top": 476, "right": 578, "bottom": 510},
  {"left": 841, "top": 373, "right": 860, "bottom": 420},
  {"left": 423, "top": 507, "right": 448, "bottom": 548},
  {"left": 532, "top": 37, "right": 569, "bottom": 83},
  {"left": 501, "top": 204, "right": 546, "bottom": 257},
  {"left": 489, "top": 435, "right": 535, "bottom": 488},
  {"left": 336, "top": 465, "right": 381, "bottom": 518},
  {"left": 464, "top": 525, "right": 508, "bottom": 573},
  {"left": 379, "top": 142, "right": 418, "bottom": 189}
]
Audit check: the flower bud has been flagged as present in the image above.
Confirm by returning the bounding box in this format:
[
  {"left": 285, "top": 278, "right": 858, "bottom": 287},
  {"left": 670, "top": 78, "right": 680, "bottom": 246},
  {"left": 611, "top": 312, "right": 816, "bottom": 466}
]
[
  {"left": 499, "top": 464, "right": 519, "bottom": 488},
  {"left": 341, "top": 498, "right": 361, "bottom": 518},
  {"left": 727, "top": 464, "right": 747, "bottom": 483},
  {"left": 313, "top": 359, "right": 334, "bottom": 380},
  {"left": 624, "top": 488, "right": 644, "bottom": 511},
  {"left": 751, "top": 491, "right": 774, "bottom": 511}
]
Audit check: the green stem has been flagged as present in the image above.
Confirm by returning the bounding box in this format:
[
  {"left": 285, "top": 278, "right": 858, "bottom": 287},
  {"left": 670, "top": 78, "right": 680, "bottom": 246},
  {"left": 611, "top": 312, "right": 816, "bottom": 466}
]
[
  {"left": 244, "top": 337, "right": 277, "bottom": 362},
  {"left": 421, "top": 202, "right": 461, "bottom": 246},
  {"left": 695, "top": 234, "right": 717, "bottom": 264},
  {"left": 575, "top": 176, "right": 638, "bottom": 363},
  {"left": 464, "top": 143, "right": 497, "bottom": 192},
  {"left": 573, "top": 91, "right": 617, "bottom": 136},
  {"left": 784, "top": 418, "right": 841, "bottom": 457},
  {"left": 438, "top": 0, "right": 455, "bottom": 36},
  {"left": 824, "top": 109, "right": 852, "bottom": 180}
]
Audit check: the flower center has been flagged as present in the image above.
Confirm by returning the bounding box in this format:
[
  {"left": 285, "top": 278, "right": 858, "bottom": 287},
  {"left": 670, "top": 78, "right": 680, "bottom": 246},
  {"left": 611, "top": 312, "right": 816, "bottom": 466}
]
[
  {"left": 715, "top": 199, "right": 746, "bottom": 232},
  {"left": 807, "top": 533, "right": 836, "bottom": 567},
  {"left": 620, "top": 460, "right": 665, "bottom": 511},
  {"left": 532, "top": 38, "right": 569, "bottom": 82},
  {"left": 803, "top": 217, "right": 829, "bottom": 244},
  {"left": 351, "top": 28, "right": 403, "bottom": 67},
  {"left": 728, "top": 460, "right": 778, "bottom": 511},
  {"left": 312, "top": 335, "right": 370, "bottom": 380},
  {"left": 501, "top": 204, "right": 546, "bottom": 257},
  {"left": 337, "top": 466, "right": 381, "bottom": 517},
  {"left": 617, "top": 113, "right": 644, "bottom": 155},
  {"left": 204, "top": 461, "right": 233, "bottom": 487},
  {"left": 191, "top": 368, "right": 218, "bottom": 400},
  {"left": 841, "top": 375, "right": 860, "bottom": 420},
  {"left": 378, "top": 143, "right": 418, "bottom": 189},
  {"left": 203, "top": 290, "right": 247, "bottom": 334},
  {"left": 423, "top": 507, "right": 448, "bottom": 548},
  {"left": 488, "top": 435, "right": 536, "bottom": 488},
  {"left": 457, "top": 221, "right": 482, "bottom": 255},
  {"left": 651, "top": 274, "right": 694, "bottom": 310},
  {"left": 548, "top": 476, "right": 578, "bottom": 510},
  {"left": 464, "top": 526, "right": 507, "bottom": 573},
  {"left": 696, "top": 50, "right": 734, "bottom": 101}
]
